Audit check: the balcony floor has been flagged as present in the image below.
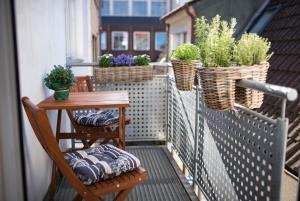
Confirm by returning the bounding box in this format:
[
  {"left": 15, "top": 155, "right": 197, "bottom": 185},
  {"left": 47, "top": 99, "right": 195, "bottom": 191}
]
[{"left": 54, "top": 146, "right": 198, "bottom": 201}]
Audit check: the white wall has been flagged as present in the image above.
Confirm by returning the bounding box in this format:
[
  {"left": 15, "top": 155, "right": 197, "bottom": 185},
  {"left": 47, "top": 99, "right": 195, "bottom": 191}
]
[
  {"left": 15, "top": 0, "right": 97, "bottom": 199},
  {"left": 15, "top": 0, "right": 67, "bottom": 200},
  {"left": 65, "top": 0, "right": 93, "bottom": 76}
]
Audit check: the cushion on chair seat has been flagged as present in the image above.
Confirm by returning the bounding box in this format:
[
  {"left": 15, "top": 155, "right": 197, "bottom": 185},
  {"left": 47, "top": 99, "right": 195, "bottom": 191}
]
[
  {"left": 64, "top": 144, "right": 141, "bottom": 185},
  {"left": 74, "top": 110, "right": 119, "bottom": 127}
]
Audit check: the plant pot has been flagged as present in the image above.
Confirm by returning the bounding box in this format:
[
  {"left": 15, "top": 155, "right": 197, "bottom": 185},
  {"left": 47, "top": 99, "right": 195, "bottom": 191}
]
[
  {"left": 235, "top": 62, "right": 269, "bottom": 109},
  {"left": 197, "top": 66, "right": 240, "bottom": 111},
  {"left": 94, "top": 65, "right": 153, "bottom": 83},
  {"left": 171, "top": 60, "right": 199, "bottom": 91},
  {"left": 54, "top": 89, "right": 69, "bottom": 100}
]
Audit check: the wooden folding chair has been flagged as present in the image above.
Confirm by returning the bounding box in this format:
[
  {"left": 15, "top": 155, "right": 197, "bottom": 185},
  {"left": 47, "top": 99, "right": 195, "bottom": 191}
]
[
  {"left": 22, "top": 97, "right": 148, "bottom": 201},
  {"left": 68, "top": 76, "right": 130, "bottom": 148}
]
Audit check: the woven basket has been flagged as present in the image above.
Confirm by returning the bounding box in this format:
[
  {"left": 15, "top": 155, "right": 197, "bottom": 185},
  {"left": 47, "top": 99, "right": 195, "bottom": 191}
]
[
  {"left": 198, "top": 66, "right": 240, "bottom": 111},
  {"left": 235, "top": 62, "right": 269, "bottom": 109},
  {"left": 94, "top": 65, "right": 153, "bottom": 83},
  {"left": 171, "top": 60, "right": 199, "bottom": 91}
]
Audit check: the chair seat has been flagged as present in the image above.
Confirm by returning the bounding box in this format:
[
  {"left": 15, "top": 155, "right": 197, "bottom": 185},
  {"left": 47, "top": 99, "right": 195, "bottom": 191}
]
[
  {"left": 87, "top": 167, "right": 148, "bottom": 196},
  {"left": 64, "top": 144, "right": 141, "bottom": 185},
  {"left": 74, "top": 110, "right": 119, "bottom": 127}
]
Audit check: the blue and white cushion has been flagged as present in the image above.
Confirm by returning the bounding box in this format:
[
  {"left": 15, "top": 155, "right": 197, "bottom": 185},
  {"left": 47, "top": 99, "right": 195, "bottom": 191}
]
[
  {"left": 64, "top": 144, "right": 141, "bottom": 185},
  {"left": 74, "top": 110, "right": 119, "bottom": 127}
]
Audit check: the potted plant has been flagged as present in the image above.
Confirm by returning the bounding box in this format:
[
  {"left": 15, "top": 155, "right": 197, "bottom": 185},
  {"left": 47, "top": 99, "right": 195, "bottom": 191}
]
[
  {"left": 234, "top": 33, "right": 272, "bottom": 108},
  {"left": 195, "top": 15, "right": 238, "bottom": 110},
  {"left": 95, "top": 54, "right": 153, "bottom": 83},
  {"left": 44, "top": 65, "right": 75, "bottom": 100},
  {"left": 171, "top": 43, "right": 200, "bottom": 91},
  {"left": 195, "top": 15, "right": 272, "bottom": 111}
]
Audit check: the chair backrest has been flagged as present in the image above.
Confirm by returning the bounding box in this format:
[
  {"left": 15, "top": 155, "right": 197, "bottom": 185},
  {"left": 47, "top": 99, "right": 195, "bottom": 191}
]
[
  {"left": 70, "top": 76, "right": 93, "bottom": 92},
  {"left": 21, "top": 97, "right": 100, "bottom": 201}
]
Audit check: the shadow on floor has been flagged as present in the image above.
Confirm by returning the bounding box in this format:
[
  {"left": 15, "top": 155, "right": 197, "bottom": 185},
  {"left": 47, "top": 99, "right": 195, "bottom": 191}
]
[{"left": 54, "top": 146, "right": 197, "bottom": 201}]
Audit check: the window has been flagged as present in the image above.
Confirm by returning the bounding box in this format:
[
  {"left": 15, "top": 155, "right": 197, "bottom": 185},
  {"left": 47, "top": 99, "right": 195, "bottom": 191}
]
[
  {"left": 113, "top": 0, "right": 128, "bottom": 16},
  {"left": 132, "top": 0, "right": 147, "bottom": 16},
  {"left": 173, "top": 32, "right": 187, "bottom": 49},
  {"left": 112, "top": 31, "right": 128, "bottom": 50},
  {"left": 151, "top": 0, "right": 166, "bottom": 16},
  {"left": 249, "top": 5, "right": 281, "bottom": 34},
  {"left": 102, "top": 0, "right": 110, "bottom": 16},
  {"left": 100, "top": 32, "right": 107, "bottom": 50},
  {"left": 134, "top": 32, "right": 150, "bottom": 51},
  {"left": 155, "top": 32, "right": 167, "bottom": 51}
]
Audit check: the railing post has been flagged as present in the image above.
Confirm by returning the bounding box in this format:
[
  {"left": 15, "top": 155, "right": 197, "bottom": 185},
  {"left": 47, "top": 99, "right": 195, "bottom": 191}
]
[
  {"left": 193, "top": 85, "right": 199, "bottom": 188},
  {"left": 166, "top": 75, "right": 170, "bottom": 142},
  {"left": 281, "top": 98, "right": 287, "bottom": 118}
]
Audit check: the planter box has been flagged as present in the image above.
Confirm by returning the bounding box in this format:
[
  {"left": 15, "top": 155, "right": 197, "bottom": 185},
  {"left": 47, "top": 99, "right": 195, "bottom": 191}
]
[
  {"left": 198, "top": 66, "right": 240, "bottom": 111},
  {"left": 171, "top": 60, "right": 200, "bottom": 91},
  {"left": 94, "top": 65, "right": 153, "bottom": 83},
  {"left": 235, "top": 62, "right": 269, "bottom": 109},
  {"left": 198, "top": 63, "right": 269, "bottom": 111}
]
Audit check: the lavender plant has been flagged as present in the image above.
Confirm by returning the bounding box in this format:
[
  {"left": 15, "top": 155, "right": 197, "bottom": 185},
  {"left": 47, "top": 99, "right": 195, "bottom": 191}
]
[{"left": 113, "top": 54, "right": 135, "bottom": 66}]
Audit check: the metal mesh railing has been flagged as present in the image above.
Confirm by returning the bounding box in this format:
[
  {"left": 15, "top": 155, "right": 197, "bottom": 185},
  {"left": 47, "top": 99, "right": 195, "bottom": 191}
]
[
  {"left": 72, "top": 69, "right": 290, "bottom": 201},
  {"left": 91, "top": 76, "right": 168, "bottom": 141},
  {"left": 168, "top": 77, "right": 288, "bottom": 201},
  {"left": 168, "top": 78, "right": 196, "bottom": 174}
]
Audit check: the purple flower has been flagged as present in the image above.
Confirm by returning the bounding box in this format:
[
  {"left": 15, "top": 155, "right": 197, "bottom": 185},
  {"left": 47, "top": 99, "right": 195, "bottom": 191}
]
[{"left": 112, "top": 54, "right": 135, "bottom": 66}]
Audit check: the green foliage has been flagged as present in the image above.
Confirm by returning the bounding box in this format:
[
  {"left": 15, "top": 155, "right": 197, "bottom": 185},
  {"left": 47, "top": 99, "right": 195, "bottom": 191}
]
[
  {"left": 99, "top": 54, "right": 113, "bottom": 67},
  {"left": 234, "top": 33, "right": 272, "bottom": 65},
  {"left": 195, "top": 15, "right": 236, "bottom": 67},
  {"left": 171, "top": 43, "right": 200, "bottom": 63},
  {"left": 134, "top": 54, "right": 151, "bottom": 66},
  {"left": 44, "top": 65, "right": 75, "bottom": 90}
]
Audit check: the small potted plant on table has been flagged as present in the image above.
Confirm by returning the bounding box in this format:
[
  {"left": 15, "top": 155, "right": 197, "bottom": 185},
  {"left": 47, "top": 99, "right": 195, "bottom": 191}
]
[
  {"left": 95, "top": 54, "right": 153, "bottom": 83},
  {"left": 171, "top": 43, "right": 200, "bottom": 91},
  {"left": 44, "top": 65, "right": 75, "bottom": 100}
]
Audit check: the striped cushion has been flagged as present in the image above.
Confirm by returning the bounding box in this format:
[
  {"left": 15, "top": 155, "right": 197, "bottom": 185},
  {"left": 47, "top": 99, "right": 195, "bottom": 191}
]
[
  {"left": 64, "top": 144, "right": 141, "bottom": 185},
  {"left": 74, "top": 110, "right": 119, "bottom": 127}
]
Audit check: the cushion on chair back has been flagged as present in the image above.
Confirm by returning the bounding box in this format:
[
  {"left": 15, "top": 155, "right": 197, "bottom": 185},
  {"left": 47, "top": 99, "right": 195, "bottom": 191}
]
[
  {"left": 74, "top": 110, "right": 119, "bottom": 127},
  {"left": 64, "top": 144, "right": 141, "bottom": 185}
]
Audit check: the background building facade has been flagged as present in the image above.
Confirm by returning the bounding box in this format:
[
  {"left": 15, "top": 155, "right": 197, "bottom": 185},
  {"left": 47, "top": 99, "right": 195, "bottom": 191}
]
[{"left": 100, "top": 0, "right": 187, "bottom": 61}]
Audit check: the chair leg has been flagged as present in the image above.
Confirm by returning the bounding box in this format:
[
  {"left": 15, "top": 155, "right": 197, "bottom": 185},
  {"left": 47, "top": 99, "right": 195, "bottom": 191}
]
[
  {"left": 113, "top": 187, "right": 134, "bottom": 201},
  {"left": 46, "top": 163, "right": 58, "bottom": 201}
]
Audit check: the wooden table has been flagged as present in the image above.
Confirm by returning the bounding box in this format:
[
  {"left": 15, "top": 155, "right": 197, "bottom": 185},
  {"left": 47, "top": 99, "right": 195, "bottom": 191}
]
[{"left": 38, "top": 91, "right": 129, "bottom": 149}]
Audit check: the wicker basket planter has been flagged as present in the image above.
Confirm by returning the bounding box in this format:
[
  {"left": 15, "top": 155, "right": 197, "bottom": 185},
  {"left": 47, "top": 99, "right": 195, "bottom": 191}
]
[
  {"left": 235, "top": 62, "right": 269, "bottom": 109},
  {"left": 171, "top": 60, "right": 199, "bottom": 91},
  {"left": 198, "top": 63, "right": 269, "bottom": 111},
  {"left": 198, "top": 67, "right": 240, "bottom": 111},
  {"left": 94, "top": 65, "right": 153, "bottom": 83}
]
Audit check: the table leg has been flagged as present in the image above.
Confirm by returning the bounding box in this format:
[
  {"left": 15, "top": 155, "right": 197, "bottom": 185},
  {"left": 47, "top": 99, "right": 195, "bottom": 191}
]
[
  {"left": 119, "top": 107, "right": 126, "bottom": 149},
  {"left": 56, "top": 109, "right": 62, "bottom": 139}
]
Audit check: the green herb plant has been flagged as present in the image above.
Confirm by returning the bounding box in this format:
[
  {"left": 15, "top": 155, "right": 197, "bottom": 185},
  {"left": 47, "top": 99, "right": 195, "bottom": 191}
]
[
  {"left": 195, "top": 15, "right": 236, "bottom": 67},
  {"left": 134, "top": 54, "right": 151, "bottom": 66},
  {"left": 171, "top": 43, "right": 200, "bottom": 63},
  {"left": 99, "top": 54, "right": 113, "bottom": 67},
  {"left": 234, "top": 33, "right": 272, "bottom": 66},
  {"left": 44, "top": 65, "right": 75, "bottom": 90}
]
